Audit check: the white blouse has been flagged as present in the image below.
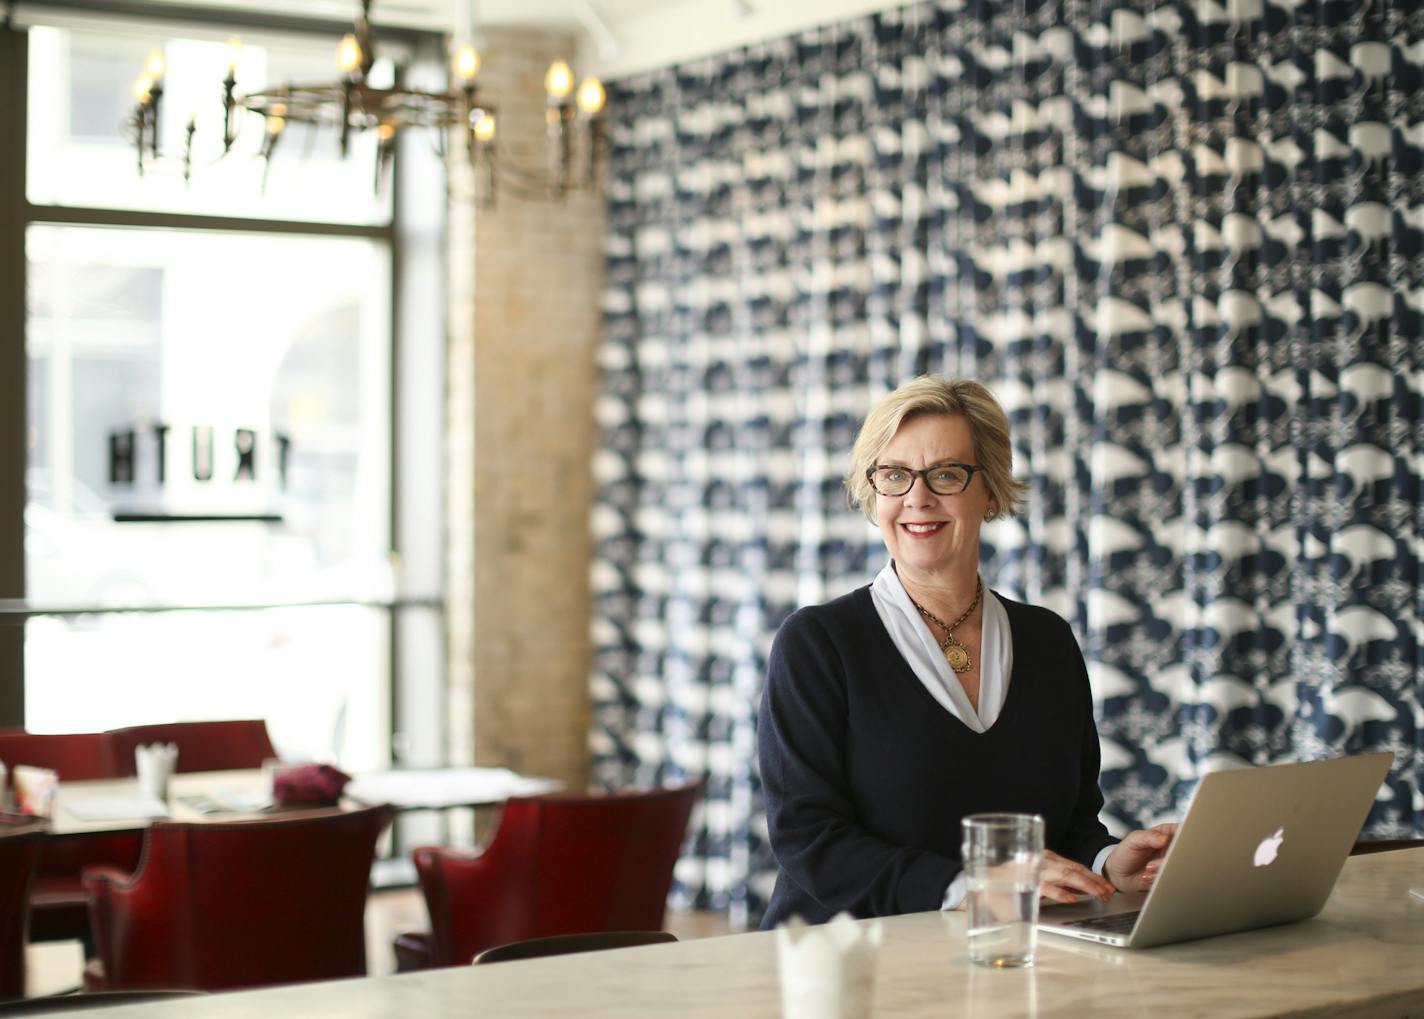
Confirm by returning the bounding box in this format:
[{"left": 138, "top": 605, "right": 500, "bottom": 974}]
[
  {"left": 868, "top": 562, "right": 1112, "bottom": 908},
  {"left": 869, "top": 562, "right": 1012, "bottom": 733}
]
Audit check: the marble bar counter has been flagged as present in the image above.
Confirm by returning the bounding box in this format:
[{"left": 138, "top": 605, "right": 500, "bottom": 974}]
[{"left": 91, "top": 847, "right": 1424, "bottom": 1018}]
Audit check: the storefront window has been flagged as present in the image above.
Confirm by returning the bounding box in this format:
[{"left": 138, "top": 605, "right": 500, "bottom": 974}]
[
  {"left": 27, "top": 224, "right": 390, "bottom": 605},
  {"left": 19, "top": 18, "right": 407, "bottom": 773}
]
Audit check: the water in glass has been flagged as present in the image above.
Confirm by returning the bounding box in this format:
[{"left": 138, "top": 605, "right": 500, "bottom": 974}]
[
  {"left": 961, "top": 813, "right": 1043, "bottom": 968},
  {"left": 966, "top": 868, "right": 1038, "bottom": 967}
]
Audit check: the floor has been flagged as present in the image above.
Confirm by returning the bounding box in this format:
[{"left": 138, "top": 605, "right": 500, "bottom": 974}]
[{"left": 25, "top": 890, "right": 740, "bottom": 997}]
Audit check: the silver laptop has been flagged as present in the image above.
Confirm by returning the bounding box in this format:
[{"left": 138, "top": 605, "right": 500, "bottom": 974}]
[{"left": 1038, "top": 751, "right": 1394, "bottom": 949}]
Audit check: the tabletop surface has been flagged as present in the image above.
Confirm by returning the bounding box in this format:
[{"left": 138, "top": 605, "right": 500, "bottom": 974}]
[
  {"left": 43, "top": 767, "right": 560, "bottom": 837},
  {"left": 79, "top": 846, "right": 1424, "bottom": 1018},
  {"left": 48, "top": 770, "right": 273, "bottom": 836}
]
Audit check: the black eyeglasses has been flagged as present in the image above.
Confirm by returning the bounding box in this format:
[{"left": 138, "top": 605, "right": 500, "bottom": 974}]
[{"left": 866, "top": 462, "right": 985, "bottom": 497}]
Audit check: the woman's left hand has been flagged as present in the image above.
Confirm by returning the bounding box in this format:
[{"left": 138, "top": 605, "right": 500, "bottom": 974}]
[{"left": 1103, "top": 823, "right": 1179, "bottom": 893}]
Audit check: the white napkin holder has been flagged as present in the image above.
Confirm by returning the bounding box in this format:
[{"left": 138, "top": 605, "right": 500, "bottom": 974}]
[
  {"left": 135, "top": 742, "right": 179, "bottom": 801},
  {"left": 776, "top": 912, "right": 882, "bottom": 1019}
]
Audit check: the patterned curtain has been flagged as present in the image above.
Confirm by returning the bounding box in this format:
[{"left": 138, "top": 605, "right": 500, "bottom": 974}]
[{"left": 592, "top": 0, "right": 1424, "bottom": 926}]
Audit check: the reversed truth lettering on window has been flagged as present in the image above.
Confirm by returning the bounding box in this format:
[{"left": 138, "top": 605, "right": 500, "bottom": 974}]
[{"left": 106, "top": 423, "right": 292, "bottom": 521}]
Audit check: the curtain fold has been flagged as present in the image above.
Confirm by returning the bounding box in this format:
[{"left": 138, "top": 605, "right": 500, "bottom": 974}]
[{"left": 594, "top": 0, "right": 1424, "bottom": 925}]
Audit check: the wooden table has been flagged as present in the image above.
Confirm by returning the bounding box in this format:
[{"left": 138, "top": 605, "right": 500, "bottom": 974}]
[
  {"left": 44, "top": 767, "right": 560, "bottom": 838},
  {"left": 79, "top": 847, "right": 1424, "bottom": 1017}
]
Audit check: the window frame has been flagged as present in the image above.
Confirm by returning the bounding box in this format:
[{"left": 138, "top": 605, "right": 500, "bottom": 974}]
[{"left": 0, "top": 8, "right": 446, "bottom": 781}]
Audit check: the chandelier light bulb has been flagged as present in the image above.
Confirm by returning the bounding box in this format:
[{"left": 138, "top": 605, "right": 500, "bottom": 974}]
[
  {"left": 378, "top": 122, "right": 396, "bottom": 142},
  {"left": 576, "top": 76, "right": 605, "bottom": 115},
  {"left": 133, "top": 74, "right": 153, "bottom": 102},
  {"left": 226, "top": 36, "right": 243, "bottom": 75},
  {"left": 545, "top": 60, "right": 574, "bottom": 100},
  {"left": 266, "top": 114, "right": 286, "bottom": 136},
  {"left": 474, "top": 114, "right": 495, "bottom": 142},
  {"left": 451, "top": 43, "right": 481, "bottom": 82},
  {"left": 144, "top": 48, "right": 166, "bottom": 81},
  {"left": 336, "top": 33, "right": 363, "bottom": 74}
]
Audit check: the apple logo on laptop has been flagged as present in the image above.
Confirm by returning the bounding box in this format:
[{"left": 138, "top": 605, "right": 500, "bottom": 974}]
[{"left": 1254, "top": 827, "right": 1285, "bottom": 867}]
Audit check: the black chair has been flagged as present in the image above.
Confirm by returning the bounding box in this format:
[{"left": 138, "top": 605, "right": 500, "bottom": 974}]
[{"left": 472, "top": 930, "right": 677, "bottom": 965}]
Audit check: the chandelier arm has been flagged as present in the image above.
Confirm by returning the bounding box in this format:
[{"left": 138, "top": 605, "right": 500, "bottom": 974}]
[
  {"left": 223, "top": 108, "right": 244, "bottom": 154},
  {"left": 134, "top": 113, "right": 147, "bottom": 178},
  {"left": 181, "top": 116, "right": 196, "bottom": 187},
  {"left": 356, "top": 0, "right": 377, "bottom": 79},
  {"left": 148, "top": 84, "right": 163, "bottom": 161},
  {"left": 221, "top": 70, "right": 241, "bottom": 153},
  {"left": 340, "top": 80, "right": 354, "bottom": 156},
  {"left": 123, "top": 109, "right": 145, "bottom": 175}
]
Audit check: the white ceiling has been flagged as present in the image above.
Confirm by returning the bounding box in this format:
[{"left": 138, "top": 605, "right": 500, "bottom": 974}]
[{"left": 107, "top": 0, "right": 920, "bottom": 78}]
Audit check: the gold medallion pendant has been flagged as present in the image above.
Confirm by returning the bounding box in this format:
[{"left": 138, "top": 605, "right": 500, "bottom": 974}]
[
  {"left": 907, "top": 575, "right": 982, "bottom": 676},
  {"left": 942, "top": 636, "right": 972, "bottom": 674}
]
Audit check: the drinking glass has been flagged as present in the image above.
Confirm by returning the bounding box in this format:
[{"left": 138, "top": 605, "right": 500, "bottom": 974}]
[{"left": 961, "top": 812, "right": 1044, "bottom": 967}]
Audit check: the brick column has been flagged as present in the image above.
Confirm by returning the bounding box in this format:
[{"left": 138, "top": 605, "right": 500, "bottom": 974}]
[{"left": 447, "top": 27, "right": 603, "bottom": 792}]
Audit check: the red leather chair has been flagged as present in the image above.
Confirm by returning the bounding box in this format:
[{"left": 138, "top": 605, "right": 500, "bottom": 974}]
[
  {"left": 0, "top": 827, "right": 42, "bottom": 1001},
  {"left": 395, "top": 782, "right": 702, "bottom": 969},
  {"left": 0, "top": 732, "right": 139, "bottom": 946},
  {"left": 83, "top": 804, "right": 393, "bottom": 992},
  {"left": 102, "top": 720, "right": 277, "bottom": 777}
]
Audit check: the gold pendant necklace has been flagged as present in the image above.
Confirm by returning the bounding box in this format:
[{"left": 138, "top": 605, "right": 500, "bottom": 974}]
[{"left": 908, "top": 577, "right": 982, "bottom": 675}]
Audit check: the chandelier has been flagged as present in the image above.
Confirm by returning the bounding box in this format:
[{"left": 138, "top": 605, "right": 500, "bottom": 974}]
[{"left": 129, "top": 0, "right": 608, "bottom": 199}]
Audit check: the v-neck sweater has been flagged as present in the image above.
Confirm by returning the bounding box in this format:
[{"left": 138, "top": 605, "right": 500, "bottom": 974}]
[{"left": 758, "top": 584, "right": 1116, "bottom": 928}]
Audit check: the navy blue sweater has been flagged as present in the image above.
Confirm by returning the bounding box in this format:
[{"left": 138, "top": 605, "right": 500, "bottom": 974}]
[{"left": 758, "top": 585, "right": 1116, "bottom": 928}]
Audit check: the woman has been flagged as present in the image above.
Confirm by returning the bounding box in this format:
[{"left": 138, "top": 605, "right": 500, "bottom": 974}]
[{"left": 758, "top": 376, "right": 1174, "bottom": 927}]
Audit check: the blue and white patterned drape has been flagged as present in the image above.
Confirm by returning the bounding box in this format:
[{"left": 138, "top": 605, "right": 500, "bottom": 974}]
[{"left": 591, "top": 0, "right": 1424, "bottom": 926}]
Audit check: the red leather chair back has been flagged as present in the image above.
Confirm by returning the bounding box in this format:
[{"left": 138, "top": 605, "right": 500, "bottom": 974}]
[
  {"left": 0, "top": 829, "right": 41, "bottom": 1001},
  {"left": 103, "top": 720, "right": 277, "bottom": 777},
  {"left": 0, "top": 731, "right": 112, "bottom": 782},
  {"left": 0, "top": 732, "right": 140, "bottom": 942},
  {"left": 84, "top": 805, "right": 392, "bottom": 992},
  {"left": 415, "top": 782, "right": 701, "bottom": 967}
]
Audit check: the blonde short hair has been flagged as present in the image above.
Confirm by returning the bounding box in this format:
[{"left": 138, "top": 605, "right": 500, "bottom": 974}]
[{"left": 845, "top": 376, "right": 1028, "bottom": 522}]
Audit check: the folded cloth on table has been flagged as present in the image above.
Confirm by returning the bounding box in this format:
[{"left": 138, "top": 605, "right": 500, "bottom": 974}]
[{"left": 273, "top": 763, "right": 352, "bottom": 808}]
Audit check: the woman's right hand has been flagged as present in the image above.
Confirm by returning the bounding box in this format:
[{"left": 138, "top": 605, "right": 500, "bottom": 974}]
[{"left": 1039, "top": 849, "right": 1115, "bottom": 904}]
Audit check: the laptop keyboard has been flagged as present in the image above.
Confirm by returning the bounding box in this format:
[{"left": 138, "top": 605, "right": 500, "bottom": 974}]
[{"left": 1066, "top": 910, "right": 1141, "bottom": 934}]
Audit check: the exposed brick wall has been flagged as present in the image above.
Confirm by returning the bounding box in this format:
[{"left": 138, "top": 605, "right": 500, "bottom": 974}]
[{"left": 446, "top": 26, "right": 603, "bottom": 792}]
